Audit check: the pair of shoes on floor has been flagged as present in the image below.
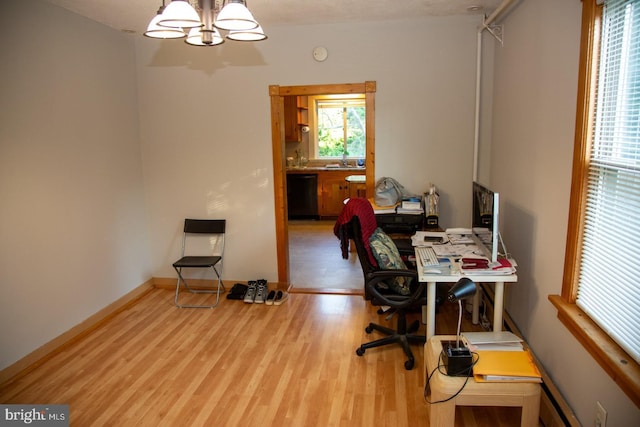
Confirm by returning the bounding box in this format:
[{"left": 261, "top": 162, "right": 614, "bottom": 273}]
[
  {"left": 227, "top": 283, "right": 248, "bottom": 300},
  {"left": 265, "top": 290, "right": 288, "bottom": 306},
  {"left": 244, "top": 279, "right": 268, "bottom": 304}
]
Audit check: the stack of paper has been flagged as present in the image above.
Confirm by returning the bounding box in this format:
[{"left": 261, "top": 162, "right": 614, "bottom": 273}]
[
  {"left": 368, "top": 198, "right": 397, "bottom": 214},
  {"left": 400, "top": 197, "right": 422, "bottom": 210},
  {"left": 411, "top": 231, "right": 448, "bottom": 247},
  {"left": 397, "top": 197, "right": 423, "bottom": 215},
  {"left": 459, "top": 257, "right": 517, "bottom": 276},
  {"left": 463, "top": 331, "right": 542, "bottom": 383},
  {"left": 472, "top": 349, "right": 542, "bottom": 383},
  {"left": 462, "top": 331, "right": 523, "bottom": 351},
  {"left": 446, "top": 229, "right": 475, "bottom": 244}
]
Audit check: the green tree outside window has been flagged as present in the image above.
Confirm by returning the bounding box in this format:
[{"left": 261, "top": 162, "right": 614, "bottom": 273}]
[{"left": 317, "top": 99, "right": 365, "bottom": 158}]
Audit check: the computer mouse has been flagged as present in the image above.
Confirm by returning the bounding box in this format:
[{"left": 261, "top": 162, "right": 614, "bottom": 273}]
[{"left": 424, "top": 269, "right": 442, "bottom": 274}]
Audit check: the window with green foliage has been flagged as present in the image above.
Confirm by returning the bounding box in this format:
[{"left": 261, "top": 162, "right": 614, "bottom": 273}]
[{"left": 314, "top": 97, "right": 365, "bottom": 159}]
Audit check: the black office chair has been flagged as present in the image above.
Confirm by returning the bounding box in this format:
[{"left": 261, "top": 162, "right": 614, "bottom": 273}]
[
  {"left": 348, "top": 215, "right": 427, "bottom": 370},
  {"left": 173, "top": 219, "right": 227, "bottom": 308}
]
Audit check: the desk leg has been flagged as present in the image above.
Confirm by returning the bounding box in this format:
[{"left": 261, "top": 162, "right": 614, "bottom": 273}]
[
  {"left": 493, "top": 281, "right": 505, "bottom": 331},
  {"left": 426, "top": 281, "right": 436, "bottom": 339}
]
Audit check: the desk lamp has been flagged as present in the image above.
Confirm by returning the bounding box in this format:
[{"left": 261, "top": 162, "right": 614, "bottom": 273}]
[{"left": 442, "top": 277, "right": 477, "bottom": 376}]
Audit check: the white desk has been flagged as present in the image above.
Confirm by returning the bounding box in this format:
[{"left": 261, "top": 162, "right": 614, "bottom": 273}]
[{"left": 417, "top": 255, "right": 518, "bottom": 339}]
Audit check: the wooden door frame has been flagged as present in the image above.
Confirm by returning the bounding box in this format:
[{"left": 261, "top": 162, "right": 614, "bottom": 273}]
[{"left": 269, "top": 81, "right": 377, "bottom": 288}]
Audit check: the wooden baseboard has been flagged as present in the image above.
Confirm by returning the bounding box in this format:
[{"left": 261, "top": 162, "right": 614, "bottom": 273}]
[
  {"left": 0, "top": 280, "right": 154, "bottom": 386},
  {"left": 290, "top": 287, "right": 364, "bottom": 296},
  {"left": 153, "top": 277, "right": 287, "bottom": 291}
]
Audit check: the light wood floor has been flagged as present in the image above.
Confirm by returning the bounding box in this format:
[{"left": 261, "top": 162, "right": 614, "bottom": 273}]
[
  {"left": 288, "top": 220, "right": 365, "bottom": 293},
  {"left": 0, "top": 288, "right": 523, "bottom": 426}
]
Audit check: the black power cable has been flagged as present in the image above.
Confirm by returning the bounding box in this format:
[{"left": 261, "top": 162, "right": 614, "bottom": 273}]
[{"left": 424, "top": 350, "right": 480, "bottom": 404}]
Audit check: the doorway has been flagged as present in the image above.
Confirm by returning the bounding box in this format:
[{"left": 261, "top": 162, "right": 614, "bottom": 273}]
[
  {"left": 269, "top": 82, "right": 377, "bottom": 290},
  {"left": 288, "top": 219, "right": 363, "bottom": 293}
]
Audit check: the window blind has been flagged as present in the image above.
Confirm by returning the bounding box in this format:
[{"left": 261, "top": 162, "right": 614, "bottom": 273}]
[{"left": 576, "top": 0, "right": 640, "bottom": 364}]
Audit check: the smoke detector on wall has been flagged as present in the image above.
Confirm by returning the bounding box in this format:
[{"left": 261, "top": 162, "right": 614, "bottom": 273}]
[{"left": 312, "top": 46, "right": 328, "bottom": 62}]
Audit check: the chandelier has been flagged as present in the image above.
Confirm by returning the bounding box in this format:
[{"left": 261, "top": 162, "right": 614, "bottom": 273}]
[{"left": 144, "top": 0, "right": 267, "bottom": 46}]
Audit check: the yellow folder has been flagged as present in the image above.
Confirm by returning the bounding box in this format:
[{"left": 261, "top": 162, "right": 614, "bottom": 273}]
[{"left": 473, "top": 350, "right": 542, "bottom": 383}]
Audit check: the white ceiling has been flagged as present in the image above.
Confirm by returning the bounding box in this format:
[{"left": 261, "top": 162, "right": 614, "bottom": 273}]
[{"left": 44, "top": 0, "right": 504, "bottom": 36}]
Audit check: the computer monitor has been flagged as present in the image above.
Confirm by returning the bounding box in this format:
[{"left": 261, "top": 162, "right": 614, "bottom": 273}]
[{"left": 471, "top": 181, "right": 500, "bottom": 263}]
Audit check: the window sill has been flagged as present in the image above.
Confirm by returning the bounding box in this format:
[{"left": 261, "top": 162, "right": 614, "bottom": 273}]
[{"left": 549, "top": 295, "right": 640, "bottom": 407}]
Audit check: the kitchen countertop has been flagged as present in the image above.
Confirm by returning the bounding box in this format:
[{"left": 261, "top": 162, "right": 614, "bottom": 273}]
[{"left": 287, "top": 166, "right": 365, "bottom": 172}]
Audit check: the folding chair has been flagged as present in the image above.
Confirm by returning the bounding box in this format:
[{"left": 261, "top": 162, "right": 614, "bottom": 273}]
[{"left": 173, "top": 219, "right": 227, "bottom": 308}]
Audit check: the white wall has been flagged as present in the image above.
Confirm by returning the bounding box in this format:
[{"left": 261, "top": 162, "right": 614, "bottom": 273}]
[
  {"left": 0, "top": 0, "right": 150, "bottom": 369},
  {"left": 491, "top": 0, "right": 640, "bottom": 425},
  {"left": 136, "top": 16, "right": 486, "bottom": 281}
]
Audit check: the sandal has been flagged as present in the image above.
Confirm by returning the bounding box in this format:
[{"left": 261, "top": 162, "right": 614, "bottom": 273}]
[
  {"left": 265, "top": 290, "right": 277, "bottom": 306},
  {"left": 274, "top": 291, "right": 288, "bottom": 306}
]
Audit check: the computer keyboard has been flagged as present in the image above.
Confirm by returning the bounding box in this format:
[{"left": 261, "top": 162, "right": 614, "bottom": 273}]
[{"left": 416, "top": 246, "right": 439, "bottom": 266}]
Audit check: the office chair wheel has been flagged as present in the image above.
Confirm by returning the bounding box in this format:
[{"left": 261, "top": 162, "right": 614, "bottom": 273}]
[
  {"left": 404, "top": 358, "right": 415, "bottom": 370},
  {"left": 356, "top": 347, "right": 365, "bottom": 356},
  {"left": 365, "top": 325, "right": 374, "bottom": 333}
]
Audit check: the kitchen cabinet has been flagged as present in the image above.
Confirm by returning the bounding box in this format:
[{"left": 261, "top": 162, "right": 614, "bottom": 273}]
[
  {"left": 346, "top": 175, "right": 366, "bottom": 199},
  {"left": 287, "top": 169, "right": 365, "bottom": 218},
  {"left": 318, "top": 170, "right": 364, "bottom": 217},
  {"left": 320, "top": 174, "right": 349, "bottom": 217},
  {"left": 284, "top": 96, "right": 308, "bottom": 142},
  {"left": 284, "top": 97, "right": 299, "bottom": 142}
]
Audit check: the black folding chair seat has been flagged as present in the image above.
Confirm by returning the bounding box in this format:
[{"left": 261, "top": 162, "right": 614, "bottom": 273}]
[{"left": 172, "top": 219, "right": 226, "bottom": 308}]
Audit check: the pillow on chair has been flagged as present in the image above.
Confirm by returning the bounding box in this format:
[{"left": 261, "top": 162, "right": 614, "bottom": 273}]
[{"left": 369, "top": 227, "right": 411, "bottom": 295}]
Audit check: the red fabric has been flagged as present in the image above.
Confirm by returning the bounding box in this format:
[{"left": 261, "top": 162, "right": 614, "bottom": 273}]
[{"left": 334, "top": 198, "right": 378, "bottom": 266}]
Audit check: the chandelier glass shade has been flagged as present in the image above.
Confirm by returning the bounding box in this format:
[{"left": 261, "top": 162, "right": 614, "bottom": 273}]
[
  {"left": 144, "top": 11, "right": 190, "bottom": 39},
  {"left": 213, "top": 1, "right": 258, "bottom": 31},
  {"left": 158, "top": 0, "right": 202, "bottom": 28},
  {"left": 227, "top": 25, "right": 267, "bottom": 41},
  {"left": 186, "top": 27, "right": 225, "bottom": 46},
  {"left": 145, "top": 0, "right": 266, "bottom": 46}
]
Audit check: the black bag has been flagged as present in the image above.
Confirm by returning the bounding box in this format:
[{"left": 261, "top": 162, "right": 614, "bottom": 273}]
[{"left": 227, "top": 283, "right": 248, "bottom": 300}]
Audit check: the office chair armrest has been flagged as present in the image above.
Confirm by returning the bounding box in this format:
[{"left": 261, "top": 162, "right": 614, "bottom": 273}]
[{"left": 365, "top": 269, "right": 425, "bottom": 308}]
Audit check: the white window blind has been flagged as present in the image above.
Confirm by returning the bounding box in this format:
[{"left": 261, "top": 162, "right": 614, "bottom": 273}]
[{"left": 576, "top": 0, "right": 640, "bottom": 364}]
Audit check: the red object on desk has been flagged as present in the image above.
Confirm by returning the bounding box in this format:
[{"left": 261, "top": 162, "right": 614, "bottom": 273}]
[
  {"left": 461, "top": 258, "right": 489, "bottom": 269},
  {"left": 493, "top": 258, "right": 513, "bottom": 269},
  {"left": 461, "top": 257, "right": 513, "bottom": 270}
]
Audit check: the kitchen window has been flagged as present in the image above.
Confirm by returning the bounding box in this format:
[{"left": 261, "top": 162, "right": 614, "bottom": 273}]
[
  {"left": 550, "top": 0, "right": 640, "bottom": 405},
  {"left": 311, "top": 95, "right": 366, "bottom": 160}
]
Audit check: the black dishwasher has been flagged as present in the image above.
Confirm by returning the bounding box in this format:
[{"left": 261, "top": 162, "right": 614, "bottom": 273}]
[{"left": 287, "top": 174, "right": 318, "bottom": 219}]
